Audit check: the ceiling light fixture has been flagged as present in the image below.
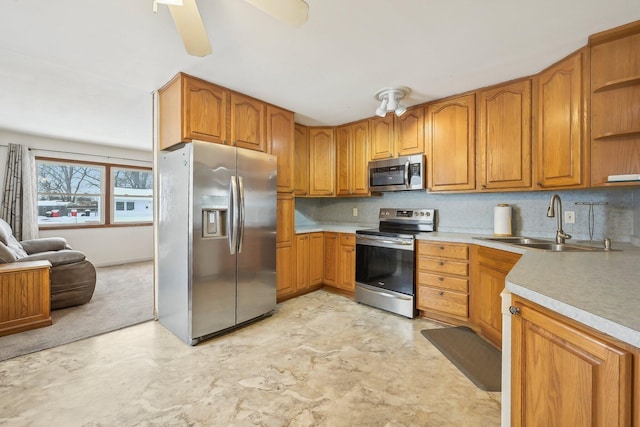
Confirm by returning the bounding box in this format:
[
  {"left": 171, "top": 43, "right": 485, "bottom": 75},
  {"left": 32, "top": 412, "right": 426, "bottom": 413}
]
[{"left": 374, "top": 87, "right": 410, "bottom": 117}]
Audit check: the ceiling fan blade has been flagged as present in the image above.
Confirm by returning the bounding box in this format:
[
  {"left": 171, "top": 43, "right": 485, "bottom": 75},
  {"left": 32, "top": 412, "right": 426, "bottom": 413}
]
[
  {"left": 168, "top": 0, "right": 212, "bottom": 57},
  {"left": 245, "top": 0, "right": 309, "bottom": 26}
]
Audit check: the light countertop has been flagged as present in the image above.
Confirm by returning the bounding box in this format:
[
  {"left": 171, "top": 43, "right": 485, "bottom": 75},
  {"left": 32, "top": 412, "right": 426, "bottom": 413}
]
[{"left": 295, "top": 224, "right": 640, "bottom": 348}]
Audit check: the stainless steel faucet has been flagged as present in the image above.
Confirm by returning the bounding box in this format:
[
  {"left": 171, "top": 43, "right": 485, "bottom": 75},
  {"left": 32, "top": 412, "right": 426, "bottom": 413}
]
[{"left": 547, "top": 194, "right": 572, "bottom": 244}]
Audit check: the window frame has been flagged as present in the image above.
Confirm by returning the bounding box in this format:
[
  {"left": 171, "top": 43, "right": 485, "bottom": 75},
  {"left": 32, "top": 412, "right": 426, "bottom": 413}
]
[{"left": 36, "top": 157, "right": 153, "bottom": 230}]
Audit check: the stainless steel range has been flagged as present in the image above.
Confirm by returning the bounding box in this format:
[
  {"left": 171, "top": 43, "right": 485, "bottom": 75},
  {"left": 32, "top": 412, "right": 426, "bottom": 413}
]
[{"left": 355, "top": 208, "right": 435, "bottom": 318}]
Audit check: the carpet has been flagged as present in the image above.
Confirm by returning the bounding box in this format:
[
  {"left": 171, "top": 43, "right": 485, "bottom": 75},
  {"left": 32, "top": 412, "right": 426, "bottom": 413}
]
[
  {"left": 0, "top": 261, "right": 154, "bottom": 362},
  {"left": 421, "top": 326, "right": 502, "bottom": 392}
]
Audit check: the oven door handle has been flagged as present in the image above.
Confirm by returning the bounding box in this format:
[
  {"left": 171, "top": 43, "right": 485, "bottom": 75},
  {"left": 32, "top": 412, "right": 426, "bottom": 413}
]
[
  {"left": 358, "top": 285, "right": 413, "bottom": 301},
  {"left": 356, "top": 236, "right": 413, "bottom": 246}
]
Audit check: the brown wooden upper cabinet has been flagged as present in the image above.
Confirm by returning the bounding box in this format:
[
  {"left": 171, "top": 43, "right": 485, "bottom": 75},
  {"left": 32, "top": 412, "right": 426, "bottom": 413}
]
[
  {"left": 308, "top": 127, "right": 336, "bottom": 196},
  {"left": 395, "top": 105, "right": 425, "bottom": 156},
  {"left": 368, "top": 115, "right": 395, "bottom": 160},
  {"left": 336, "top": 120, "right": 369, "bottom": 196},
  {"left": 158, "top": 73, "right": 228, "bottom": 150},
  {"left": 293, "top": 124, "right": 309, "bottom": 195},
  {"left": 368, "top": 107, "right": 424, "bottom": 160},
  {"left": 425, "top": 93, "right": 476, "bottom": 192},
  {"left": 266, "top": 105, "right": 295, "bottom": 193},
  {"left": 230, "top": 93, "right": 266, "bottom": 152},
  {"left": 534, "top": 49, "right": 588, "bottom": 189},
  {"left": 477, "top": 79, "right": 532, "bottom": 191},
  {"left": 589, "top": 20, "right": 640, "bottom": 187},
  {"left": 158, "top": 73, "right": 271, "bottom": 153}
]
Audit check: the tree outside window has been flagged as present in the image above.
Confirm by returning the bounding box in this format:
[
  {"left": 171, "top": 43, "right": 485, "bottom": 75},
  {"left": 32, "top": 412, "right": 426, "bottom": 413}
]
[{"left": 37, "top": 161, "right": 104, "bottom": 225}]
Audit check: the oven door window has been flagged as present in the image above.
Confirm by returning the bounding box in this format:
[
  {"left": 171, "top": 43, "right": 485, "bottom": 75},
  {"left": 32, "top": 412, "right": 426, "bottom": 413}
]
[{"left": 355, "top": 244, "right": 414, "bottom": 295}]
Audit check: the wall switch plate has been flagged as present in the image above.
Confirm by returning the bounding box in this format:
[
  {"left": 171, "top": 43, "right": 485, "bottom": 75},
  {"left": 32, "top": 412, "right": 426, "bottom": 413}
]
[
  {"left": 352, "top": 207, "right": 358, "bottom": 217},
  {"left": 564, "top": 210, "right": 575, "bottom": 224}
]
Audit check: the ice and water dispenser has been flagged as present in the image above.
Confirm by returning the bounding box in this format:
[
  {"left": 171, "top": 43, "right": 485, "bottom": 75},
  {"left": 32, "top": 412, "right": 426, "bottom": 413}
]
[{"left": 201, "top": 196, "right": 228, "bottom": 238}]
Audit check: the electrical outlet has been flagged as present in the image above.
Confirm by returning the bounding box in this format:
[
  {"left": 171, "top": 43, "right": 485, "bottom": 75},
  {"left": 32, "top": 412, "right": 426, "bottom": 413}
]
[
  {"left": 352, "top": 207, "right": 358, "bottom": 217},
  {"left": 564, "top": 210, "right": 575, "bottom": 224}
]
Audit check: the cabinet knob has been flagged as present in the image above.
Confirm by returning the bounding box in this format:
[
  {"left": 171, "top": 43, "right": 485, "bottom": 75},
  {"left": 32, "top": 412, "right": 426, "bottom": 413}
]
[
  {"left": 438, "top": 277, "right": 444, "bottom": 282},
  {"left": 509, "top": 306, "right": 521, "bottom": 316},
  {"left": 439, "top": 246, "right": 444, "bottom": 250},
  {"left": 482, "top": 185, "right": 487, "bottom": 189},
  {"left": 438, "top": 291, "right": 444, "bottom": 296},
  {"left": 439, "top": 261, "right": 444, "bottom": 266}
]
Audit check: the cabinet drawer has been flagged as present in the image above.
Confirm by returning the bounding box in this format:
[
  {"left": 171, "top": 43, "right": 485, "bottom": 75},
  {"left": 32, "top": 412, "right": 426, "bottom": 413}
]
[
  {"left": 419, "top": 258, "right": 469, "bottom": 277},
  {"left": 419, "top": 241, "right": 469, "bottom": 260},
  {"left": 417, "top": 272, "right": 468, "bottom": 293},
  {"left": 340, "top": 234, "right": 355, "bottom": 246},
  {"left": 417, "top": 286, "right": 468, "bottom": 318}
]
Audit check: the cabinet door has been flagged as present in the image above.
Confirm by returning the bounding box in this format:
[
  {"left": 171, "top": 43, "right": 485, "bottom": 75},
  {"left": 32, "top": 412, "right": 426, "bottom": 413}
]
[
  {"left": 267, "top": 105, "right": 295, "bottom": 192},
  {"left": 426, "top": 94, "right": 476, "bottom": 191},
  {"left": 295, "top": 234, "right": 309, "bottom": 291},
  {"left": 535, "top": 50, "right": 586, "bottom": 189},
  {"left": 335, "top": 125, "right": 352, "bottom": 196},
  {"left": 323, "top": 232, "right": 339, "bottom": 286},
  {"left": 369, "top": 115, "right": 395, "bottom": 160},
  {"left": 478, "top": 79, "right": 532, "bottom": 190},
  {"left": 293, "top": 124, "right": 309, "bottom": 196},
  {"left": 337, "top": 234, "right": 356, "bottom": 291},
  {"left": 308, "top": 128, "right": 335, "bottom": 196},
  {"left": 336, "top": 121, "right": 369, "bottom": 196},
  {"left": 472, "top": 246, "right": 521, "bottom": 349},
  {"left": 276, "top": 244, "right": 295, "bottom": 298},
  {"left": 511, "top": 297, "right": 633, "bottom": 427},
  {"left": 309, "top": 232, "right": 324, "bottom": 286},
  {"left": 395, "top": 105, "right": 425, "bottom": 156},
  {"left": 351, "top": 120, "right": 370, "bottom": 194},
  {"left": 184, "top": 76, "right": 228, "bottom": 145},
  {"left": 230, "top": 93, "right": 266, "bottom": 152},
  {"left": 276, "top": 193, "right": 294, "bottom": 245}
]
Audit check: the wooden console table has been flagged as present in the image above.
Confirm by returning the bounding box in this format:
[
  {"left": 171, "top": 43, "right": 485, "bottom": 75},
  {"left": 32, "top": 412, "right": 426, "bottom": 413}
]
[{"left": 0, "top": 260, "right": 52, "bottom": 337}]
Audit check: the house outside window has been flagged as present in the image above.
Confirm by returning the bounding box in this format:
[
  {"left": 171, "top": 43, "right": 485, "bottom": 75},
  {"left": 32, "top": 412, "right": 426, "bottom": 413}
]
[
  {"left": 112, "top": 167, "right": 153, "bottom": 223},
  {"left": 37, "top": 159, "right": 152, "bottom": 228}
]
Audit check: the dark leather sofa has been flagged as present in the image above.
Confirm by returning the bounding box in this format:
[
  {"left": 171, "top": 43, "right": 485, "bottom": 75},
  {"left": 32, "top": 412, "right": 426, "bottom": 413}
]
[{"left": 0, "top": 219, "right": 96, "bottom": 310}]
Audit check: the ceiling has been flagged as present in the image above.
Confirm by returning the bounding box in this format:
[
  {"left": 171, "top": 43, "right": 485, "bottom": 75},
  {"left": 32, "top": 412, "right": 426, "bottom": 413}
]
[{"left": 1, "top": 0, "right": 639, "bottom": 152}]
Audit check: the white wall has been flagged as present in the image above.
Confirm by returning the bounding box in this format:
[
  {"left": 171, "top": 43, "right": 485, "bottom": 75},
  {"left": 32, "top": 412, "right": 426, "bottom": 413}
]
[{"left": 0, "top": 129, "right": 154, "bottom": 266}]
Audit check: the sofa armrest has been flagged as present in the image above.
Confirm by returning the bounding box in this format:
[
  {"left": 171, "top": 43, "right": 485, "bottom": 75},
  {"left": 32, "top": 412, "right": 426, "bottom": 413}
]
[
  {"left": 18, "top": 250, "right": 86, "bottom": 267},
  {"left": 20, "top": 237, "right": 71, "bottom": 254}
]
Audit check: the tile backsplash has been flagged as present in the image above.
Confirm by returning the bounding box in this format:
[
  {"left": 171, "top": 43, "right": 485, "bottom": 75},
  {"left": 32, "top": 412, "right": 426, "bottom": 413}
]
[{"left": 296, "top": 188, "right": 636, "bottom": 242}]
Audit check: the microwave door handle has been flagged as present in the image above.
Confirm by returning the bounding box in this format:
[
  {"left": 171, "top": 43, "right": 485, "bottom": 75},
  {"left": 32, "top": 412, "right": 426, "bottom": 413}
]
[{"left": 404, "top": 159, "right": 410, "bottom": 188}]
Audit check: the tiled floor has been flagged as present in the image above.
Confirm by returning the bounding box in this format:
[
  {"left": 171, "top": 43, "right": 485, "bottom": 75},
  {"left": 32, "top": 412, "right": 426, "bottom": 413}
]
[{"left": 0, "top": 290, "right": 501, "bottom": 426}]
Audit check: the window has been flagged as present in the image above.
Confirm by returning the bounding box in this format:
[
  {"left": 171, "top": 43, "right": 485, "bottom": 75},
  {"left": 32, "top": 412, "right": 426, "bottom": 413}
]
[
  {"left": 37, "top": 159, "right": 152, "bottom": 228},
  {"left": 112, "top": 167, "right": 153, "bottom": 223}
]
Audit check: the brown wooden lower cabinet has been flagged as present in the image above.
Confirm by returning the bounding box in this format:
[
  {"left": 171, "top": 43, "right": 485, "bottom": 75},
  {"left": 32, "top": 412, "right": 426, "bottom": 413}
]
[
  {"left": 323, "top": 232, "right": 339, "bottom": 286},
  {"left": 416, "top": 241, "right": 470, "bottom": 323},
  {"left": 276, "top": 243, "right": 295, "bottom": 298},
  {"left": 323, "top": 232, "right": 355, "bottom": 293},
  {"left": 295, "top": 232, "right": 324, "bottom": 292},
  {"left": 510, "top": 295, "right": 638, "bottom": 427},
  {"left": 336, "top": 234, "right": 355, "bottom": 291},
  {"left": 0, "top": 261, "right": 52, "bottom": 337},
  {"left": 471, "top": 245, "right": 521, "bottom": 349}
]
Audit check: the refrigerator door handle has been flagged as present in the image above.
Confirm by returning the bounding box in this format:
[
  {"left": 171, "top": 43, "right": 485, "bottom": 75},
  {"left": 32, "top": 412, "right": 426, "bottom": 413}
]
[
  {"left": 228, "top": 176, "right": 239, "bottom": 255},
  {"left": 237, "top": 176, "right": 245, "bottom": 254}
]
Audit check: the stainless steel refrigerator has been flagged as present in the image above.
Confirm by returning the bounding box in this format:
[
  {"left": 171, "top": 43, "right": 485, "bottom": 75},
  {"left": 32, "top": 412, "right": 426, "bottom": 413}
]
[{"left": 158, "top": 141, "right": 277, "bottom": 345}]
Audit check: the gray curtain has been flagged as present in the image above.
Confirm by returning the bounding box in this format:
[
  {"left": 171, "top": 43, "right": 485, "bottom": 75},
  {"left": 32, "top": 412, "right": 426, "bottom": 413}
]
[{"left": 1, "top": 143, "right": 39, "bottom": 241}]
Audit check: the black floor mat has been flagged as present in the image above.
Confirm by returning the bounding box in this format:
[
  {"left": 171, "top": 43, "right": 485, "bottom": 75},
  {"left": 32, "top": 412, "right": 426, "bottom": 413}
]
[{"left": 421, "top": 326, "right": 502, "bottom": 392}]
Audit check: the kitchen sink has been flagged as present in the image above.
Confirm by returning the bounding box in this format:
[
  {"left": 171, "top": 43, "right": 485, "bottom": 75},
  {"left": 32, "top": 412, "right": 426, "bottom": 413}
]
[
  {"left": 517, "top": 242, "right": 604, "bottom": 252},
  {"left": 474, "top": 236, "right": 609, "bottom": 252},
  {"left": 475, "top": 236, "right": 550, "bottom": 245}
]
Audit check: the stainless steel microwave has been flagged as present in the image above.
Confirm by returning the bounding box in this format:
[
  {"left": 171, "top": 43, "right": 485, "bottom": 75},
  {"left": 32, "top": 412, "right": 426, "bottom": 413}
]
[{"left": 368, "top": 155, "right": 425, "bottom": 192}]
